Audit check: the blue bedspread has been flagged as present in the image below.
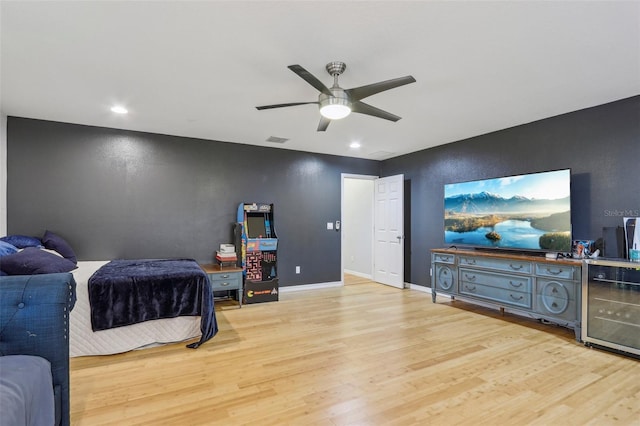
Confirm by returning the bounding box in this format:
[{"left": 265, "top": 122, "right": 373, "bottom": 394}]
[{"left": 88, "top": 259, "right": 217, "bottom": 349}]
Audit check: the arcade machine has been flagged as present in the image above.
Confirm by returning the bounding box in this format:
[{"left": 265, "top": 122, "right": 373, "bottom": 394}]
[{"left": 234, "top": 203, "right": 278, "bottom": 303}]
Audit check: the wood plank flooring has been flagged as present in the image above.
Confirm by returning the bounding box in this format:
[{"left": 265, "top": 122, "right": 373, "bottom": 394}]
[{"left": 70, "top": 275, "right": 640, "bottom": 425}]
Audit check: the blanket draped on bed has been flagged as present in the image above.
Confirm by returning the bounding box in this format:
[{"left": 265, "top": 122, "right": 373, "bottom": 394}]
[{"left": 88, "top": 259, "right": 217, "bottom": 349}]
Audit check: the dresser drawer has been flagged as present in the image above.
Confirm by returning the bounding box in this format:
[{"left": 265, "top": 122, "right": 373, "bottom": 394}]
[
  {"left": 433, "top": 253, "right": 455, "bottom": 264},
  {"left": 535, "top": 263, "right": 579, "bottom": 280},
  {"left": 459, "top": 281, "right": 532, "bottom": 309},
  {"left": 209, "top": 271, "right": 242, "bottom": 291},
  {"left": 459, "top": 268, "right": 532, "bottom": 293},
  {"left": 434, "top": 263, "right": 456, "bottom": 293},
  {"left": 536, "top": 278, "right": 578, "bottom": 300},
  {"left": 534, "top": 279, "right": 578, "bottom": 320},
  {"left": 458, "top": 256, "right": 531, "bottom": 274}
]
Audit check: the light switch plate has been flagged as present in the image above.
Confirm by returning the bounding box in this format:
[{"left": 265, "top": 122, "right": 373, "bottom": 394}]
[{"left": 327, "top": 222, "right": 333, "bottom": 230}]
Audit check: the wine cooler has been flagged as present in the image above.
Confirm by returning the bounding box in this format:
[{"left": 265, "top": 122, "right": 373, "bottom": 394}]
[{"left": 582, "top": 259, "right": 640, "bottom": 357}]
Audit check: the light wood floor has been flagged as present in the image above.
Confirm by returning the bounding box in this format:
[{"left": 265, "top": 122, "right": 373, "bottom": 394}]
[{"left": 70, "top": 275, "right": 640, "bottom": 425}]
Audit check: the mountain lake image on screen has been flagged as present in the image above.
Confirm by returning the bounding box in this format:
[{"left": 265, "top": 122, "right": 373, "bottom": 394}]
[{"left": 444, "top": 169, "right": 572, "bottom": 252}]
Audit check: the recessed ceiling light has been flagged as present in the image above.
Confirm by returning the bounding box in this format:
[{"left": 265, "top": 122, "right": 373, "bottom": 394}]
[
  {"left": 349, "top": 142, "right": 361, "bottom": 149},
  {"left": 110, "top": 106, "right": 128, "bottom": 114}
]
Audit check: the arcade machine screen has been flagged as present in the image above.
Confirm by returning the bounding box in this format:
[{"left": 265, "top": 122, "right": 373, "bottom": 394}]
[{"left": 247, "top": 215, "right": 268, "bottom": 239}]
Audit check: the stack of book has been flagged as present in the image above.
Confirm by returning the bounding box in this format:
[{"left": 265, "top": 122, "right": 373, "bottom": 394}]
[{"left": 216, "top": 244, "right": 237, "bottom": 268}]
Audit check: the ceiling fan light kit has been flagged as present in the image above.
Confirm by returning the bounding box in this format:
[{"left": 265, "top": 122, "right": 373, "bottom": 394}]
[
  {"left": 319, "top": 92, "right": 351, "bottom": 119},
  {"left": 256, "top": 61, "right": 416, "bottom": 131}
]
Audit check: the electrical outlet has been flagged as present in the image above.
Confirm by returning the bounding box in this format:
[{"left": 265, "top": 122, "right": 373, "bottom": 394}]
[
  {"left": 327, "top": 222, "right": 333, "bottom": 230},
  {"left": 296, "top": 266, "right": 301, "bottom": 274}
]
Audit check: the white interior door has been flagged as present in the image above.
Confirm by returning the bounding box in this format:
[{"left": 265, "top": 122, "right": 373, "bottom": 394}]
[{"left": 373, "top": 174, "right": 404, "bottom": 288}]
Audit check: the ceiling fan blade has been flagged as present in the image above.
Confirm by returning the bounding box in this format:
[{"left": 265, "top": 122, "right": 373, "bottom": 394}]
[
  {"left": 288, "top": 65, "right": 333, "bottom": 96},
  {"left": 346, "top": 76, "right": 416, "bottom": 101},
  {"left": 317, "top": 116, "right": 331, "bottom": 132},
  {"left": 256, "top": 101, "right": 318, "bottom": 110},
  {"left": 351, "top": 101, "right": 402, "bottom": 122}
]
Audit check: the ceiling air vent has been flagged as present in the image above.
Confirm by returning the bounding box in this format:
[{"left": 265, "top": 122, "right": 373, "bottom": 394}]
[{"left": 266, "top": 136, "right": 289, "bottom": 144}]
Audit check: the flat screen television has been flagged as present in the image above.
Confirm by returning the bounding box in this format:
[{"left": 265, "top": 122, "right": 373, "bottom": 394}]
[{"left": 444, "top": 169, "right": 572, "bottom": 253}]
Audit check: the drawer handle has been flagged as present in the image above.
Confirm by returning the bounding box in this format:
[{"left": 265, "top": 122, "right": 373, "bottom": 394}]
[
  {"left": 464, "top": 274, "right": 477, "bottom": 281},
  {"left": 509, "top": 281, "right": 523, "bottom": 288},
  {"left": 464, "top": 259, "right": 476, "bottom": 265},
  {"left": 510, "top": 294, "right": 524, "bottom": 301},
  {"left": 221, "top": 274, "right": 230, "bottom": 278},
  {"left": 464, "top": 285, "right": 476, "bottom": 292},
  {"left": 219, "top": 282, "right": 230, "bottom": 287},
  {"left": 440, "top": 255, "right": 451, "bottom": 261},
  {"left": 509, "top": 264, "right": 523, "bottom": 270},
  {"left": 546, "top": 268, "right": 562, "bottom": 275}
]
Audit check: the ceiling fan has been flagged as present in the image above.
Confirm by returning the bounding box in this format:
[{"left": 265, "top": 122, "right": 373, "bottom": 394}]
[{"left": 256, "top": 61, "right": 416, "bottom": 131}]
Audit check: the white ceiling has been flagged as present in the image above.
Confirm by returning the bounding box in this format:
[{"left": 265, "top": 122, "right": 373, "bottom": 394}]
[{"left": 2, "top": 1, "right": 639, "bottom": 160}]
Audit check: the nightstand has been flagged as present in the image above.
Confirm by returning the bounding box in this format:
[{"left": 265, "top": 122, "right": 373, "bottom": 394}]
[{"left": 200, "top": 264, "right": 243, "bottom": 308}]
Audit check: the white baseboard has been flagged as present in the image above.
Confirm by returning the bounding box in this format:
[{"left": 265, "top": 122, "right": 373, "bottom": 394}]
[
  {"left": 280, "top": 281, "right": 444, "bottom": 295},
  {"left": 280, "top": 281, "right": 343, "bottom": 293},
  {"left": 343, "top": 269, "right": 372, "bottom": 279},
  {"left": 409, "top": 283, "right": 431, "bottom": 293},
  {"left": 409, "top": 284, "right": 454, "bottom": 299}
]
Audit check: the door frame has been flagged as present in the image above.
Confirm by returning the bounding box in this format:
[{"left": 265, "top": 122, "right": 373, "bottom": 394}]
[{"left": 341, "top": 173, "right": 377, "bottom": 285}]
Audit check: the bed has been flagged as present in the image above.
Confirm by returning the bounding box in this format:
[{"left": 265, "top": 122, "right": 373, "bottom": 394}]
[
  {"left": 1, "top": 232, "right": 217, "bottom": 357},
  {"left": 70, "top": 259, "right": 217, "bottom": 357}
]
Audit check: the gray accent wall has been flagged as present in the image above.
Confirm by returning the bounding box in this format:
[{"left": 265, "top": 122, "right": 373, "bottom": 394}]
[
  {"left": 381, "top": 95, "right": 640, "bottom": 288},
  {"left": 6, "top": 95, "right": 640, "bottom": 289},
  {"left": 6, "top": 118, "right": 379, "bottom": 286}
]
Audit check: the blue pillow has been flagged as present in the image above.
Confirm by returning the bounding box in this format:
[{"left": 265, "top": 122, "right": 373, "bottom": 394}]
[
  {"left": 0, "top": 235, "right": 43, "bottom": 249},
  {"left": 0, "top": 240, "right": 18, "bottom": 256},
  {"left": 0, "top": 247, "right": 77, "bottom": 275},
  {"left": 42, "top": 230, "right": 77, "bottom": 264}
]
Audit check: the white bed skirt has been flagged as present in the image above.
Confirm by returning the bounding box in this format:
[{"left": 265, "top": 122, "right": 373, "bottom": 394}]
[{"left": 70, "top": 261, "right": 201, "bottom": 357}]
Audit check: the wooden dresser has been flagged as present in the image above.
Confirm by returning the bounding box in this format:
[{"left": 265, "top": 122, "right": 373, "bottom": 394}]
[{"left": 431, "top": 248, "right": 582, "bottom": 340}]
